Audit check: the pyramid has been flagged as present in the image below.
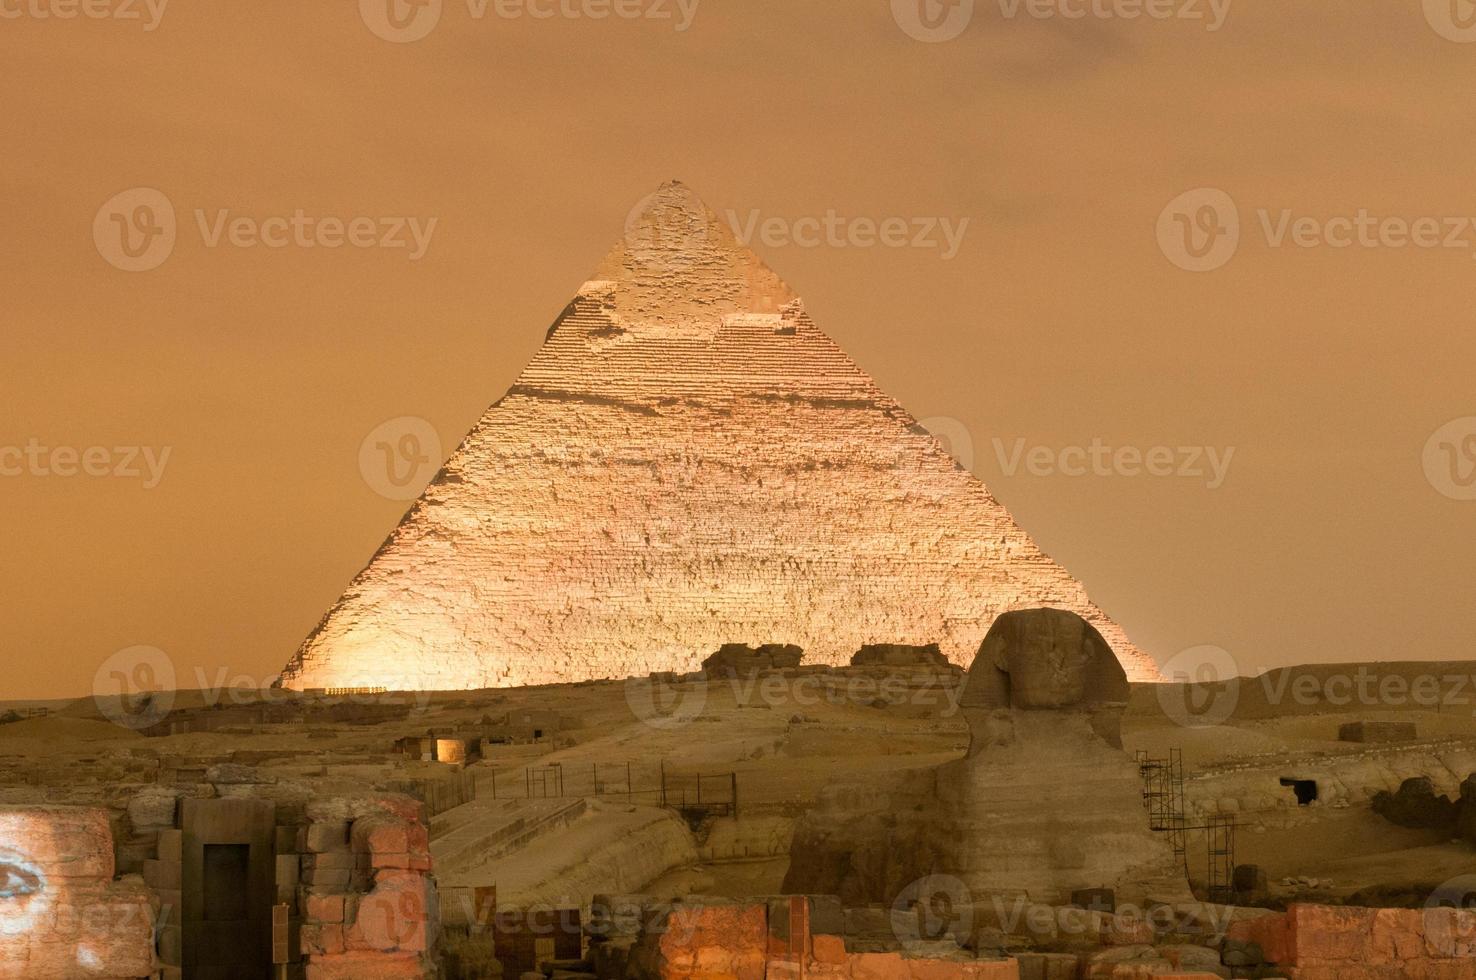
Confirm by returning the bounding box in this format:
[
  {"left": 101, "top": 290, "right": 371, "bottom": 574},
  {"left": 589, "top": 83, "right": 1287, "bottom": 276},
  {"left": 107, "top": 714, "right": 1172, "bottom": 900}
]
[{"left": 280, "top": 183, "right": 1160, "bottom": 691}]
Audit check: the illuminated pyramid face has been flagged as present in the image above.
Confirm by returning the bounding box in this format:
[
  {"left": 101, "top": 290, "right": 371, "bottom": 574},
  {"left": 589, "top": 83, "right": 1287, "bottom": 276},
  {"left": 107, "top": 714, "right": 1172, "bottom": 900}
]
[{"left": 280, "top": 183, "right": 1159, "bottom": 691}]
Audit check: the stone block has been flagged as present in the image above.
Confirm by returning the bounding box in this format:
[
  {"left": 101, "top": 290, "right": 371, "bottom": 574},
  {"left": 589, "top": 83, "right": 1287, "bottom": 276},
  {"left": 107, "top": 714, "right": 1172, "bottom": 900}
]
[
  {"left": 156, "top": 828, "right": 184, "bottom": 862},
  {"left": 849, "top": 951, "right": 910, "bottom": 980},
  {"left": 1226, "top": 910, "right": 1292, "bottom": 966},
  {"left": 158, "top": 923, "right": 183, "bottom": 966},
  {"left": 303, "top": 867, "right": 352, "bottom": 889},
  {"left": 304, "top": 950, "right": 430, "bottom": 980},
  {"left": 143, "top": 857, "right": 183, "bottom": 890},
  {"left": 277, "top": 853, "right": 302, "bottom": 888},
  {"left": 306, "top": 820, "right": 350, "bottom": 853},
  {"left": 301, "top": 922, "right": 347, "bottom": 957},
  {"left": 127, "top": 787, "right": 182, "bottom": 829},
  {"left": 1014, "top": 952, "right": 1078, "bottom": 980},
  {"left": 812, "top": 934, "right": 846, "bottom": 965},
  {"left": 154, "top": 887, "right": 183, "bottom": 926},
  {"left": 306, "top": 850, "right": 356, "bottom": 871}
]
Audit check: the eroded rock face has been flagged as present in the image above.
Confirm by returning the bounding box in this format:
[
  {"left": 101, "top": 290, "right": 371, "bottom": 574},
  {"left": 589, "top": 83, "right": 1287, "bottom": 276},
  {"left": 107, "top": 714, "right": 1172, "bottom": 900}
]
[
  {"left": 0, "top": 806, "right": 155, "bottom": 979},
  {"left": 851, "top": 644, "right": 951, "bottom": 668},
  {"left": 1372, "top": 776, "right": 1458, "bottom": 830},
  {"left": 279, "top": 183, "right": 1159, "bottom": 692},
  {"left": 702, "top": 643, "right": 804, "bottom": 678},
  {"left": 785, "top": 610, "right": 1184, "bottom": 908}
]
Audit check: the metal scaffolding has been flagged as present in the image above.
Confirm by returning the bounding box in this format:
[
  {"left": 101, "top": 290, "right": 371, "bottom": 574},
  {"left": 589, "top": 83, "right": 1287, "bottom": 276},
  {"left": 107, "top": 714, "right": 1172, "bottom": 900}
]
[{"left": 1137, "top": 748, "right": 1237, "bottom": 900}]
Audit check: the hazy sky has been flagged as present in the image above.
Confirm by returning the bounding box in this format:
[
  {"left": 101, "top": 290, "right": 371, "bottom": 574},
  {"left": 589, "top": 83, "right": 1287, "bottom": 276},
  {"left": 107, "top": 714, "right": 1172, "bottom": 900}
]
[{"left": 3, "top": 0, "right": 1474, "bottom": 699}]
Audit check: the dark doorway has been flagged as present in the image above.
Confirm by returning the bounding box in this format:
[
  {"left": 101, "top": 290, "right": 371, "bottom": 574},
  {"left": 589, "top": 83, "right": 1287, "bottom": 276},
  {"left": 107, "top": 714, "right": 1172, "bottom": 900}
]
[
  {"left": 182, "top": 797, "right": 276, "bottom": 980},
  {"left": 202, "top": 845, "right": 250, "bottom": 922},
  {"left": 1281, "top": 778, "right": 1318, "bottom": 806}
]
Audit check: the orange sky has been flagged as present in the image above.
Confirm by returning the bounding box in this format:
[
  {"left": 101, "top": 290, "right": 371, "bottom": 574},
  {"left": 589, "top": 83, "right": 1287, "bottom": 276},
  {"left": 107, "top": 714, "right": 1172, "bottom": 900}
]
[{"left": 3, "top": 0, "right": 1474, "bottom": 699}]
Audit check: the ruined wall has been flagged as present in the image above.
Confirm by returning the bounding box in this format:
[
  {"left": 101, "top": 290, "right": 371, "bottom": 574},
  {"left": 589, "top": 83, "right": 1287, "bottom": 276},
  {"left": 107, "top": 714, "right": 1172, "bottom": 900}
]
[
  {"left": 620, "top": 901, "right": 1022, "bottom": 980},
  {"left": 281, "top": 182, "right": 1159, "bottom": 693},
  {"left": 0, "top": 806, "right": 155, "bottom": 979},
  {"left": 296, "top": 795, "right": 438, "bottom": 980},
  {"left": 1228, "top": 903, "right": 1476, "bottom": 979}
]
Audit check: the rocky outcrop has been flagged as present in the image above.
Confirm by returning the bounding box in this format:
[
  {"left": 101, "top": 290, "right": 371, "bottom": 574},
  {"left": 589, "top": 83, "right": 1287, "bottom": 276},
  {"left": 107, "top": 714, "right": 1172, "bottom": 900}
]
[
  {"left": 1371, "top": 776, "right": 1459, "bottom": 830},
  {"left": 851, "top": 644, "right": 951, "bottom": 668},
  {"left": 702, "top": 643, "right": 804, "bottom": 678}
]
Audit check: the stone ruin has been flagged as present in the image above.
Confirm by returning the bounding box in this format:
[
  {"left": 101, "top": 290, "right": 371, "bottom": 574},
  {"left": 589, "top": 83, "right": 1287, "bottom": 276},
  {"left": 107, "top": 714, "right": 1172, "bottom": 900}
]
[
  {"left": 785, "top": 608, "right": 1185, "bottom": 908},
  {"left": 0, "top": 780, "right": 438, "bottom": 978},
  {"left": 701, "top": 644, "right": 805, "bottom": 679},
  {"left": 850, "top": 644, "right": 952, "bottom": 669}
]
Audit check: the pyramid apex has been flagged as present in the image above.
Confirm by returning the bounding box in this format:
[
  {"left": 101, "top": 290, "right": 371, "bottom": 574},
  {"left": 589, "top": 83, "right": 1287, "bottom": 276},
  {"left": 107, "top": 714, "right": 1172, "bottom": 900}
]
[{"left": 584, "top": 183, "right": 798, "bottom": 328}]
